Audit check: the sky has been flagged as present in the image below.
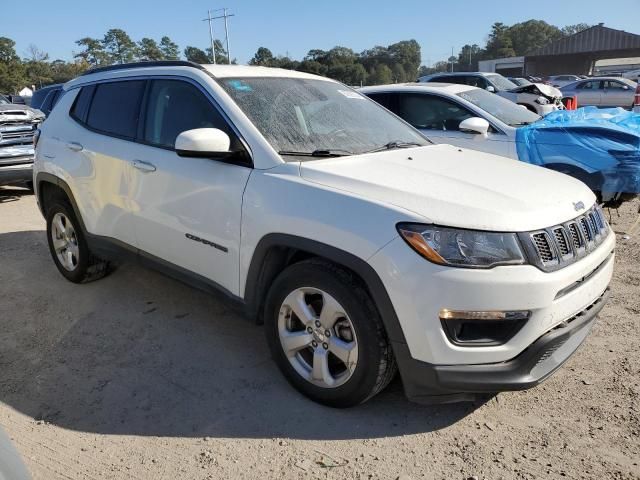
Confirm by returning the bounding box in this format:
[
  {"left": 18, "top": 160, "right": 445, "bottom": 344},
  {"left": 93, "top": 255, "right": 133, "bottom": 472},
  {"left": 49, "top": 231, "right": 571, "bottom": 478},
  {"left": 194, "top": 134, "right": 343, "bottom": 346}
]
[{"left": 4, "top": 0, "right": 640, "bottom": 66}]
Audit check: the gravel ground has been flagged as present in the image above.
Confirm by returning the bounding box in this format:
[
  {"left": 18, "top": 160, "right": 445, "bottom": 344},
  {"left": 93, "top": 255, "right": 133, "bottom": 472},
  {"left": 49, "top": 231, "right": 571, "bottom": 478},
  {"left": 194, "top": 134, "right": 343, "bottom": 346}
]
[{"left": 0, "top": 186, "right": 638, "bottom": 480}]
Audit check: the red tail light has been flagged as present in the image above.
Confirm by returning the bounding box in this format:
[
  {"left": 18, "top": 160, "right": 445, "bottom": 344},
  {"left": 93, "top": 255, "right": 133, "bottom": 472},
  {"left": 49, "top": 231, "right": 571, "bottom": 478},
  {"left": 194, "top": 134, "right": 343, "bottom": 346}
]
[{"left": 634, "top": 85, "right": 640, "bottom": 106}]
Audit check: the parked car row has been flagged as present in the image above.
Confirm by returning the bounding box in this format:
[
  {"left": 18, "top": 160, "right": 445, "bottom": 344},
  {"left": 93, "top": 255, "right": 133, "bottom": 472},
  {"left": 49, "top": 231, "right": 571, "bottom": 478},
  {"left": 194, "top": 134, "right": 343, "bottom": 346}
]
[
  {"left": 560, "top": 77, "right": 638, "bottom": 109},
  {"left": 0, "top": 84, "right": 63, "bottom": 187},
  {"left": 360, "top": 82, "right": 640, "bottom": 204},
  {"left": 0, "top": 93, "right": 44, "bottom": 187},
  {"left": 30, "top": 83, "right": 63, "bottom": 116},
  {"left": 417, "top": 72, "right": 564, "bottom": 115},
  {"left": 420, "top": 71, "right": 639, "bottom": 110},
  {"left": 32, "top": 61, "right": 615, "bottom": 407}
]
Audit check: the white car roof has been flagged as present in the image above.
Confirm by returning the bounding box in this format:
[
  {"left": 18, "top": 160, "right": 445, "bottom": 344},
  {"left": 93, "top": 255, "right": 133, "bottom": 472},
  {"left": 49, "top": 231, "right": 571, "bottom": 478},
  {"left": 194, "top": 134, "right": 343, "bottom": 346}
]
[
  {"left": 360, "top": 82, "right": 477, "bottom": 95},
  {"left": 421, "top": 72, "right": 499, "bottom": 79},
  {"left": 202, "top": 64, "right": 324, "bottom": 80},
  {"left": 64, "top": 62, "right": 333, "bottom": 90}
]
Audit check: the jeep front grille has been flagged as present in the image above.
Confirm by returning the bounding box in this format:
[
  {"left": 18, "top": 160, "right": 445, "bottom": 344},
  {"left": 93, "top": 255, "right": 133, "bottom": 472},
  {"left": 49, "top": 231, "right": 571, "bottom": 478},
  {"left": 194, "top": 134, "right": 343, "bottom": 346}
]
[
  {"left": 520, "top": 205, "right": 609, "bottom": 272},
  {"left": 532, "top": 232, "right": 555, "bottom": 262}
]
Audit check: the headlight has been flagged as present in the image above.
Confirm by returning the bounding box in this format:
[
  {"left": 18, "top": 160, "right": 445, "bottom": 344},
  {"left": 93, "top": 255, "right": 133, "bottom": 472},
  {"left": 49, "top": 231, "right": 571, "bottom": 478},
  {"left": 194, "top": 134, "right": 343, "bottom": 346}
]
[
  {"left": 397, "top": 224, "right": 526, "bottom": 268},
  {"left": 535, "top": 96, "right": 549, "bottom": 105}
]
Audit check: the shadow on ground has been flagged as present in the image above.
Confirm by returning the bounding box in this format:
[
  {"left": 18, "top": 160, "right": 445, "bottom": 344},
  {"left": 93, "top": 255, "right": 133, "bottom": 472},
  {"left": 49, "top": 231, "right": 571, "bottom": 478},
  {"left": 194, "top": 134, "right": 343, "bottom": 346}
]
[
  {"left": 0, "top": 187, "right": 33, "bottom": 204},
  {"left": 0, "top": 229, "right": 483, "bottom": 440}
]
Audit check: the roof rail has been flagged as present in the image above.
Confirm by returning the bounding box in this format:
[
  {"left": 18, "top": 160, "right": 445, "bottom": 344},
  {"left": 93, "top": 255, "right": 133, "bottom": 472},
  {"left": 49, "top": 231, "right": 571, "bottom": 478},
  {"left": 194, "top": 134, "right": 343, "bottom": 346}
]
[{"left": 80, "top": 60, "right": 205, "bottom": 76}]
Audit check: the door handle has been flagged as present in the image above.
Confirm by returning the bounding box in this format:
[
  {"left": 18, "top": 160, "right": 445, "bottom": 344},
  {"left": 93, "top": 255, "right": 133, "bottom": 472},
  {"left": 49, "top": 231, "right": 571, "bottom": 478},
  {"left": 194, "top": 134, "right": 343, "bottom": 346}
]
[
  {"left": 66, "top": 142, "right": 83, "bottom": 152},
  {"left": 132, "top": 159, "right": 157, "bottom": 173}
]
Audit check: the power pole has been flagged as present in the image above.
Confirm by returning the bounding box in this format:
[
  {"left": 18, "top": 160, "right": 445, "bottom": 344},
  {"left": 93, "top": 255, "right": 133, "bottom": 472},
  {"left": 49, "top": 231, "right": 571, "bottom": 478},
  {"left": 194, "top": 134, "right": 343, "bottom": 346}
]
[
  {"left": 202, "top": 10, "right": 217, "bottom": 64},
  {"left": 223, "top": 8, "right": 231, "bottom": 64},
  {"left": 211, "top": 8, "right": 235, "bottom": 64}
]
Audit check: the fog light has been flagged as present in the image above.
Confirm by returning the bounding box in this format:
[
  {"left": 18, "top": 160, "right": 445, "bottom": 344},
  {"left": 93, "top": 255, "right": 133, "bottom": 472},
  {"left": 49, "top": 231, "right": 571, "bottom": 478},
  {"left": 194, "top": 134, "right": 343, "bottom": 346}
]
[{"left": 439, "top": 309, "right": 530, "bottom": 347}]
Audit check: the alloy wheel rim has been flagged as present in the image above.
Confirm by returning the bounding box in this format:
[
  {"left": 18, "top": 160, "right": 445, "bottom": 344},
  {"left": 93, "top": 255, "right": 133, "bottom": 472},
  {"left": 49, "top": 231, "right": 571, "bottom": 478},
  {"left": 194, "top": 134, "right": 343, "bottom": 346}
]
[
  {"left": 51, "top": 212, "right": 79, "bottom": 271},
  {"left": 278, "top": 287, "right": 358, "bottom": 388}
]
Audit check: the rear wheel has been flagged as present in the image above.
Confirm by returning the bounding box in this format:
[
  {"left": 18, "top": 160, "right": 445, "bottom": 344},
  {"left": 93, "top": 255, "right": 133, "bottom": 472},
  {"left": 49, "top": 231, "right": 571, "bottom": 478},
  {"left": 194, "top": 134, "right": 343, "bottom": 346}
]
[
  {"left": 46, "top": 201, "right": 110, "bottom": 283},
  {"left": 264, "top": 259, "right": 396, "bottom": 407}
]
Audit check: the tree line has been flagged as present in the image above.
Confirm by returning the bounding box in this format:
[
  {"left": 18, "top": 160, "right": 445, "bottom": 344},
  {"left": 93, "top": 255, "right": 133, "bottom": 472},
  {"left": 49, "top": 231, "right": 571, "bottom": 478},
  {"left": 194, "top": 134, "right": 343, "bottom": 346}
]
[
  {"left": 0, "top": 20, "right": 593, "bottom": 94},
  {"left": 0, "top": 29, "right": 233, "bottom": 93},
  {"left": 421, "top": 21, "right": 592, "bottom": 76},
  {"left": 247, "top": 40, "right": 421, "bottom": 86}
]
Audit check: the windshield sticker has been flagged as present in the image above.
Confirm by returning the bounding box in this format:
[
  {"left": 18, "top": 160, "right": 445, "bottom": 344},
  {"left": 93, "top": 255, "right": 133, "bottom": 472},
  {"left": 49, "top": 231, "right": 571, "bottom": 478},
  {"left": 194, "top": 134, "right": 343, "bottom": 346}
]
[
  {"left": 226, "top": 80, "right": 253, "bottom": 92},
  {"left": 338, "top": 89, "right": 364, "bottom": 99}
]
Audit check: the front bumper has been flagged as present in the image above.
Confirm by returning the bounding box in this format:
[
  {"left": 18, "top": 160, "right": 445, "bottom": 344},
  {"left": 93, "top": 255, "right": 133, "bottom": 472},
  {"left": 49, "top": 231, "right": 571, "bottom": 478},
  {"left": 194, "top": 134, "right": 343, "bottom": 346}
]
[
  {"left": 368, "top": 229, "right": 614, "bottom": 402},
  {"left": 0, "top": 163, "right": 33, "bottom": 186},
  {"left": 393, "top": 289, "right": 608, "bottom": 403}
]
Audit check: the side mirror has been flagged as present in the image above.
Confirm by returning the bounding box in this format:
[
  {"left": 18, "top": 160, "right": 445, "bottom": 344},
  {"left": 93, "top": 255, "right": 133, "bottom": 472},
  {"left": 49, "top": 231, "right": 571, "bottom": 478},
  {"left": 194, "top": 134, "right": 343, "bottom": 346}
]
[
  {"left": 622, "top": 85, "right": 630, "bottom": 90},
  {"left": 486, "top": 85, "right": 496, "bottom": 93},
  {"left": 175, "top": 128, "right": 231, "bottom": 157},
  {"left": 459, "top": 117, "right": 490, "bottom": 136}
]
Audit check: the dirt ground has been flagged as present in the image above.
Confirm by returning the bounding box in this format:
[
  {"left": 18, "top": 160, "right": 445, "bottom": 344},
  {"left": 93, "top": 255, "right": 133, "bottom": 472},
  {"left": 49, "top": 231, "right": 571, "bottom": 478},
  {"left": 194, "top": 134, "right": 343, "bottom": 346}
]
[{"left": 0, "top": 186, "right": 638, "bottom": 480}]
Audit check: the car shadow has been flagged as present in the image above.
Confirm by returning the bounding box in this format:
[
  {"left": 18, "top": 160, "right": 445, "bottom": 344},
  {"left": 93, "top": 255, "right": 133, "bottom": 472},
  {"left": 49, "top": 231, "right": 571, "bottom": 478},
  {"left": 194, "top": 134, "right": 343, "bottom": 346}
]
[
  {"left": 0, "top": 230, "right": 484, "bottom": 440},
  {"left": 0, "top": 186, "right": 32, "bottom": 204}
]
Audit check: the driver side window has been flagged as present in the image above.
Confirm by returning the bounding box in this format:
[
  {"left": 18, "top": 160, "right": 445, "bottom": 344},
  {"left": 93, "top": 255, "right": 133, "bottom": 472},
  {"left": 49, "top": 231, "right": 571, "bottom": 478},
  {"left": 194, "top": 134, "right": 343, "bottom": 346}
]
[
  {"left": 142, "top": 79, "right": 240, "bottom": 150},
  {"left": 396, "top": 93, "right": 474, "bottom": 131},
  {"left": 577, "top": 81, "right": 601, "bottom": 90}
]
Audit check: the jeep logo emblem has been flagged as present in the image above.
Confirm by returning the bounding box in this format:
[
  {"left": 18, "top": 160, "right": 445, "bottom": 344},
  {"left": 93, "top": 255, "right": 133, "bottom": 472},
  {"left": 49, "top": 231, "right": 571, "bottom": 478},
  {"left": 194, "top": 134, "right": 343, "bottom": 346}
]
[{"left": 573, "top": 201, "right": 585, "bottom": 211}]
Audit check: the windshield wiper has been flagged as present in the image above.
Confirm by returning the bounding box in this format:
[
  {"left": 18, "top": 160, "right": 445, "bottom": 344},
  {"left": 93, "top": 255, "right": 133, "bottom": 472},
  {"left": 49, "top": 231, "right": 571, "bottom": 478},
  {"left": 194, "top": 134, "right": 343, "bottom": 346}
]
[
  {"left": 278, "top": 149, "right": 353, "bottom": 157},
  {"left": 362, "top": 141, "right": 423, "bottom": 154}
]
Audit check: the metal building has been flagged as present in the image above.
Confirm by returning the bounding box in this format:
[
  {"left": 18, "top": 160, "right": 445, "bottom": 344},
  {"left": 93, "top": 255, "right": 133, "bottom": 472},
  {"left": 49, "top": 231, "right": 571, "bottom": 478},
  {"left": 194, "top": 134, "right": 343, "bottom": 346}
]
[{"left": 525, "top": 23, "right": 640, "bottom": 76}]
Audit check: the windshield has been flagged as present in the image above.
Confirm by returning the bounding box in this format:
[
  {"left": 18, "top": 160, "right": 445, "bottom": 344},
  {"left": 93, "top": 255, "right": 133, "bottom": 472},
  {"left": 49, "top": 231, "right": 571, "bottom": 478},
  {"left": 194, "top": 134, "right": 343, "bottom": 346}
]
[
  {"left": 511, "top": 78, "right": 532, "bottom": 86},
  {"left": 219, "top": 77, "right": 428, "bottom": 157},
  {"left": 457, "top": 88, "right": 541, "bottom": 126},
  {"left": 0, "top": 94, "right": 9, "bottom": 105},
  {"left": 487, "top": 74, "right": 518, "bottom": 91}
]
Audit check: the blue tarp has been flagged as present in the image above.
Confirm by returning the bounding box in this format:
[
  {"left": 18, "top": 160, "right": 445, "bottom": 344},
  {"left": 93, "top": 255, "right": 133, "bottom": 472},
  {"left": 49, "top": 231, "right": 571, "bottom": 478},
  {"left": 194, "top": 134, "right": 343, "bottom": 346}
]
[{"left": 516, "top": 107, "right": 640, "bottom": 198}]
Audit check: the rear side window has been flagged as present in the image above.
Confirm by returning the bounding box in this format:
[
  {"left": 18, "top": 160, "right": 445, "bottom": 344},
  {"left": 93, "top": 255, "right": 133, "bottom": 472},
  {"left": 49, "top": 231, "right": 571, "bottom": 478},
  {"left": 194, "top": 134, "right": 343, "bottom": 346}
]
[
  {"left": 41, "top": 89, "right": 62, "bottom": 115},
  {"left": 431, "top": 75, "right": 459, "bottom": 84},
  {"left": 142, "top": 79, "right": 238, "bottom": 149},
  {"left": 70, "top": 85, "right": 95, "bottom": 123},
  {"left": 86, "top": 80, "right": 145, "bottom": 139},
  {"left": 604, "top": 80, "right": 628, "bottom": 90},
  {"left": 365, "top": 93, "right": 399, "bottom": 114}
]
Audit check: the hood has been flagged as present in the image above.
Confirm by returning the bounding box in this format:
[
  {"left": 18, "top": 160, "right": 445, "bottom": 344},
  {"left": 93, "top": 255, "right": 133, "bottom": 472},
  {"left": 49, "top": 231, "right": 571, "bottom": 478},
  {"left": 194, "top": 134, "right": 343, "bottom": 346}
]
[
  {"left": 510, "top": 83, "right": 562, "bottom": 100},
  {"left": 299, "top": 144, "right": 595, "bottom": 232},
  {"left": 0, "top": 104, "right": 44, "bottom": 121}
]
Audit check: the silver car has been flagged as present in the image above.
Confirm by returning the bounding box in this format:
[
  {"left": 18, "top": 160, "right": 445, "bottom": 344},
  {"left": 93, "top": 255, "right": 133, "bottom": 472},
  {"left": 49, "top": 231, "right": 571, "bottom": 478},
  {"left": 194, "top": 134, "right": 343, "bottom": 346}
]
[
  {"left": 560, "top": 77, "right": 637, "bottom": 108},
  {"left": 547, "top": 75, "right": 582, "bottom": 88}
]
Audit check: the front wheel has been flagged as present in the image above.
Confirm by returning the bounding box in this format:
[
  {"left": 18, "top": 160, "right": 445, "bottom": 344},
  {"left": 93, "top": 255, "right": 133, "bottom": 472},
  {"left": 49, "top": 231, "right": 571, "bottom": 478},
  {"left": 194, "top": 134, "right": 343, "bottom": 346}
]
[
  {"left": 46, "top": 201, "right": 110, "bottom": 283},
  {"left": 264, "top": 259, "right": 397, "bottom": 407}
]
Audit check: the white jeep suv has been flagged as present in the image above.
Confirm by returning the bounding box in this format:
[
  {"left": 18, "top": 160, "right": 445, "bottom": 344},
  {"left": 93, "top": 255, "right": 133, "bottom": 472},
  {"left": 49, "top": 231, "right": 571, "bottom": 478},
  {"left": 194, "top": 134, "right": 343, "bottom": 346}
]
[{"left": 34, "top": 62, "right": 615, "bottom": 407}]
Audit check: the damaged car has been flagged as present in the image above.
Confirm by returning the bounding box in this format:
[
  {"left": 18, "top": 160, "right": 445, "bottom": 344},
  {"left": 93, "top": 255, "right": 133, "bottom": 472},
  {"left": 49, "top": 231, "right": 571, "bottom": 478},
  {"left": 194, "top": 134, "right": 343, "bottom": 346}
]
[
  {"left": 0, "top": 94, "right": 44, "bottom": 187},
  {"left": 418, "top": 72, "right": 563, "bottom": 115},
  {"left": 362, "top": 82, "right": 640, "bottom": 205}
]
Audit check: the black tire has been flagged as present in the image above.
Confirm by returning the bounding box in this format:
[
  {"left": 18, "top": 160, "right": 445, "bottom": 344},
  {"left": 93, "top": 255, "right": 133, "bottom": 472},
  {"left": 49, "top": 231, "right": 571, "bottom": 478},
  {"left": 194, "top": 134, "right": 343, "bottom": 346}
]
[
  {"left": 264, "top": 258, "right": 397, "bottom": 407},
  {"left": 45, "top": 200, "right": 110, "bottom": 283}
]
